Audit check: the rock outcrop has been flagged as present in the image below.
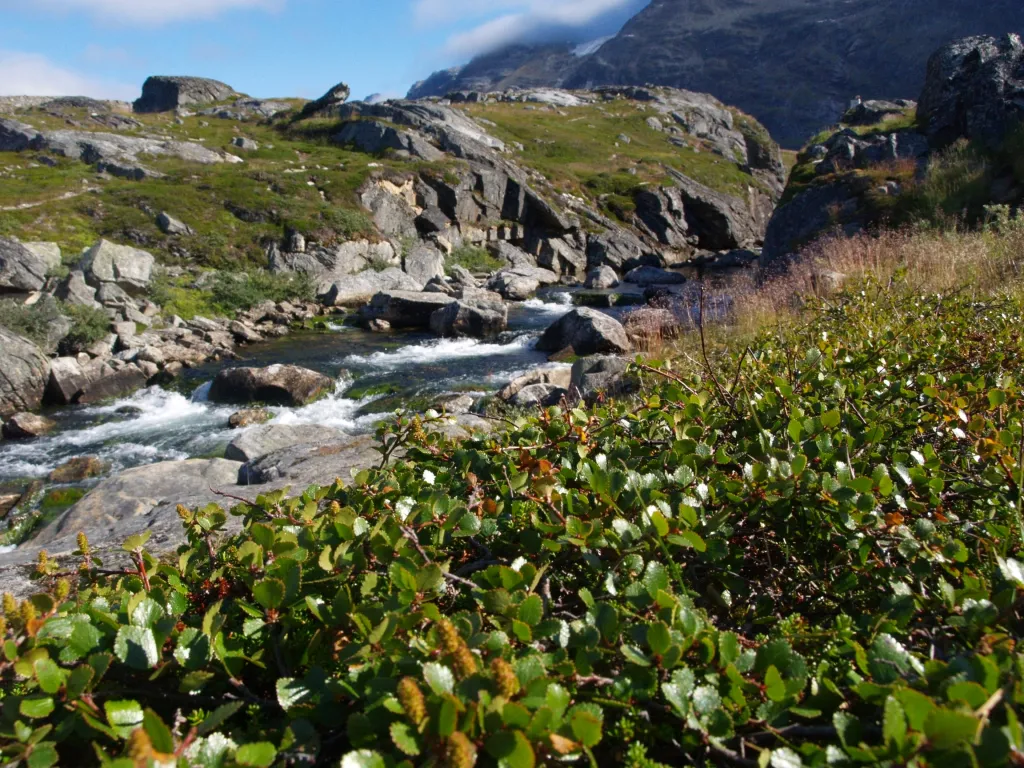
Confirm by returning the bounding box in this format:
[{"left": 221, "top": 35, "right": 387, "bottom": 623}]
[
  {"left": 1, "top": 412, "right": 56, "bottom": 439},
  {"left": 537, "top": 308, "right": 633, "bottom": 357},
  {"left": 81, "top": 240, "right": 155, "bottom": 295},
  {"left": 133, "top": 76, "right": 235, "bottom": 113},
  {"left": 226, "top": 424, "right": 347, "bottom": 464},
  {"left": 0, "top": 328, "right": 49, "bottom": 419},
  {"left": 0, "top": 237, "right": 59, "bottom": 294},
  {"left": 208, "top": 365, "right": 334, "bottom": 407}
]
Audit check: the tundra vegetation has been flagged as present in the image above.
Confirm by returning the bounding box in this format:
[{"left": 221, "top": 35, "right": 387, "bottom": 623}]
[{"left": 1, "top": 218, "right": 1024, "bottom": 767}]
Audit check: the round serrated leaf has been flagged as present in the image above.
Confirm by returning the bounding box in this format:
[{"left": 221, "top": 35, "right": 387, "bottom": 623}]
[
  {"left": 26, "top": 743, "right": 58, "bottom": 768},
  {"left": 105, "top": 699, "right": 144, "bottom": 738},
  {"left": 339, "top": 750, "right": 386, "bottom": 768},
  {"left": 114, "top": 626, "right": 158, "bottom": 670},
  {"left": 19, "top": 697, "right": 54, "bottom": 720},
  {"left": 486, "top": 730, "right": 535, "bottom": 768},
  {"left": 423, "top": 662, "right": 455, "bottom": 695},
  {"left": 569, "top": 703, "right": 604, "bottom": 748},
  {"left": 33, "top": 658, "right": 63, "bottom": 695},
  {"left": 236, "top": 742, "right": 278, "bottom": 767},
  {"left": 252, "top": 578, "right": 285, "bottom": 610},
  {"left": 390, "top": 721, "right": 422, "bottom": 756}
]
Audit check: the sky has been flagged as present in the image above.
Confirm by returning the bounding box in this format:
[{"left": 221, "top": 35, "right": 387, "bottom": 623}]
[{"left": 0, "top": 0, "right": 648, "bottom": 103}]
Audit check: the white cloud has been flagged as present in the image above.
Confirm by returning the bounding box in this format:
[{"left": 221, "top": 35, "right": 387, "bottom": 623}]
[
  {"left": 413, "top": 0, "right": 641, "bottom": 58},
  {"left": 81, "top": 44, "right": 141, "bottom": 66},
  {"left": 0, "top": 0, "right": 283, "bottom": 25},
  {"left": 0, "top": 51, "right": 136, "bottom": 99}
]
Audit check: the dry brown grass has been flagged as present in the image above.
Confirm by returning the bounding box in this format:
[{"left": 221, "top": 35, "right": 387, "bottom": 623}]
[{"left": 657, "top": 219, "right": 1024, "bottom": 366}]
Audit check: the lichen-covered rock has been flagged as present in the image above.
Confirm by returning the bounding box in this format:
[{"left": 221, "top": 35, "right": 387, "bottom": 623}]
[
  {"left": 133, "top": 75, "right": 235, "bottom": 113},
  {"left": 2, "top": 412, "right": 56, "bottom": 439},
  {"left": 358, "top": 291, "right": 457, "bottom": 330},
  {"left": 81, "top": 240, "right": 155, "bottom": 294},
  {"left": 536, "top": 308, "right": 633, "bottom": 356}
]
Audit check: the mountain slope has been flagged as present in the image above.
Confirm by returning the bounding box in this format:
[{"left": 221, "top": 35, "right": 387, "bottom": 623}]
[{"left": 409, "top": 0, "right": 1024, "bottom": 147}]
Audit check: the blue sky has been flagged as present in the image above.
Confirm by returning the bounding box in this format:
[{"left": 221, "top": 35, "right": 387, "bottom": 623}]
[{"left": 0, "top": 0, "right": 648, "bottom": 102}]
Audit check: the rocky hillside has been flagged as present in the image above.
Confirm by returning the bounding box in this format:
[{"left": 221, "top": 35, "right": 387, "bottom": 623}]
[
  {"left": 409, "top": 0, "right": 1024, "bottom": 147},
  {"left": 0, "top": 75, "right": 782, "bottom": 421},
  {"left": 762, "top": 34, "right": 1024, "bottom": 266}
]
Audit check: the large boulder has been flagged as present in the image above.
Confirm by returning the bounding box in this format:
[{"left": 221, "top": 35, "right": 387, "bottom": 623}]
[
  {"left": 240, "top": 434, "right": 380, "bottom": 487},
  {"left": 404, "top": 244, "right": 446, "bottom": 285},
  {"left": 486, "top": 266, "right": 560, "bottom": 301},
  {"left": 225, "top": 424, "right": 347, "bottom": 463},
  {"left": 320, "top": 268, "right": 422, "bottom": 307},
  {"left": 0, "top": 328, "right": 49, "bottom": 419},
  {"left": 358, "top": 291, "right": 456, "bottom": 329},
  {"left": 296, "top": 82, "right": 351, "bottom": 120},
  {"left": 429, "top": 298, "right": 508, "bottom": 338},
  {"left": 586, "top": 229, "right": 659, "bottom": 272},
  {"left": 537, "top": 308, "right": 633, "bottom": 357},
  {"left": 335, "top": 120, "right": 443, "bottom": 161},
  {"left": 0, "top": 237, "right": 58, "bottom": 293},
  {"left": 133, "top": 76, "right": 235, "bottom": 113},
  {"left": 585, "top": 266, "right": 620, "bottom": 290},
  {"left": 81, "top": 240, "right": 155, "bottom": 295},
  {"left": 508, "top": 383, "right": 567, "bottom": 407},
  {"left": 0, "top": 118, "right": 42, "bottom": 152},
  {"left": 55, "top": 270, "right": 100, "bottom": 307},
  {"left": 919, "top": 34, "right": 1024, "bottom": 150},
  {"left": 499, "top": 367, "right": 573, "bottom": 400},
  {"left": 208, "top": 365, "right": 334, "bottom": 407},
  {"left": 571, "top": 355, "right": 631, "bottom": 401}
]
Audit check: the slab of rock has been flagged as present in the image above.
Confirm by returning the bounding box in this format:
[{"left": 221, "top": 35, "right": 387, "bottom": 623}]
[
  {"left": 509, "top": 383, "right": 567, "bottom": 407},
  {"left": 0, "top": 237, "right": 54, "bottom": 293},
  {"left": 76, "top": 365, "right": 148, "bottom": 405},
  {"left": 55, "top": 270, "right": 100, "bottom": 307},
  {"left": 624, "top": 266, "right": 687, "bottom": 286},
  {"left": 81, "top": 240, "right": 155, "bottom": 295},
  {"left": 0, "top": 328, "right": 49, "bottom": 419},
  {"left": 48, "top": 456, "right": 109, "bottom": 483},
  {"left": 359, "top": 291, "right": 456, "bottom": 329},
  {"left": 0, "top": 118, "right": 42, "bottom": 151},
  {"left": 226, "top": 424, "right": 347, "bottom": 463},
  {"left": 241, "top": 435, "right": 380, "bottom": 487},
  {"left": 296, "top": 81, "right": 351, "bottom": 120},
  {"left": 486, "top": 266, "right": 560, "bottom": 301},
  {"left": 208, "top": 365, "right": 334, "bottom": 407},
  {"left": 320, "top": 268, "right": 422, "bottom": 307},
  {"left": 537, "top": 308, "right": 632, "bottom": 357},
  {"left": 335, "top": 120, "right": 443, "bottom": 161},
  {"left": 157, "top": 211, "right": 194, "bottom": 236},
  {"left": 2, "top": 412, "right": 56, "bottom": 439},
  {"left": 571, "top": 356, "right": 630, "bottom": 400},
  {"left": 134, "top": 75, "right": 235, "bottom": 113}
]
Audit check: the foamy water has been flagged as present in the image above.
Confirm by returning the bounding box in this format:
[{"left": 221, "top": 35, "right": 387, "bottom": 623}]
[{"left": 343, "top": 335, "right": 537, "bottom": 369}]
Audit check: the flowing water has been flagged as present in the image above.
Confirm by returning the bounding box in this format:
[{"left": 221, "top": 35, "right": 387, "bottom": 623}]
[{"left": 0, "top": 292, "right": 582, "bottom": 485}]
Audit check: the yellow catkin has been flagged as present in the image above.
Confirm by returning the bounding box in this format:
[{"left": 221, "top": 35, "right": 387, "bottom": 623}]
[
  {"left": 491, "top": 658, "right": 519, "bottom": 699},
  {"left": 397, "top": 677, "right": 427, "bottom": 724},
  {"left": 176, "top": 504, "right": 191, "bottom": 520},
  {"left": 19, "top": 601, "right": 36, "bottom": 625},
  {"left": 2, "top": 593, "right": 16, "bottom": 617},
  {"left": 328, "top": 501, "right": 342, "bottom": 515},
  {"left": 443, "top": 732, "right": 476, "bottom": 768},
  {"left": 126, "top": 728, "right": 153, "bottom": 766},
  {"left": 76, "top": 532, "right": 90, "bottom": 555},
  {"left": 55, "top": 579, "right": 71, "bottom": 602},
  {"left": 452, "top": 644, "right": 478, "bottom": 679},
  {"left": 0, "top": 617, "right": 6, "bottom": 636},
  {"left": 436, "top": 619, "right": 462, "bottom": 655}
]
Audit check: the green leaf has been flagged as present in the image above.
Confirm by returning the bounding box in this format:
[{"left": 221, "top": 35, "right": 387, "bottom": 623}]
[
  {"left": 487, "top": 730, "right": 535, "bottom": 768},
  {"left": 821, "top": 410, "right": 841, "bottom": 429},
  {"left": 894, "top": 688, "right": 936, "bottom": 731},
  {"left": 669, "top": 530, "right": 706, "bottom": 552},
  {"left": 719, "top": 632, "right": 740, "bottom": 665},
  {"left": 883, "top": 696, "right": 907, "bottom": 749},
  {"left": 924, "top": 708, "right": 980, "bottom": 751},
  {"left": 26, "top": 744, "right": 58, "bottom": 768},
  {"left": 20, "top": 697, "right": 55, "bottom": 720},
  {"left": 252, "top": 578, "right": 285, "bottom": 610},
  {"left": 869, "top": 634, "right": 918, "bottom": 684},
  {"left": 390, "top": 722, "right": 422, "bottom": 756},
  {"left": 765, "top": 666, "right": 786, "bottom": 702},
  {"left": 339, "top": 751, "right": 386, "bottom": 768},
  {"left": 33, "top": 659, "right": 63, "bottom": 695},
  {"left": 105, "top": 699, "right": 144, "bottom": 738},
  {"left": 997, "top": 557, "right": 1024, "bottom": 588},
  {"left": 569, "top": 703, "right": 604, "bottom": 747},
  {"left": 143, "top": 709, "right": 175, "bottom": 755},
  {"left": 114, "top": 626, "right": 159, "bottom": 670},
  {"left": 122, "top": 531, "right": 151, "bottom": 552},
  {"left": 236, "top": 742, "right": 278, "bottom": 767},
  {"left": 68, "top": 623, "right": 102, "bottom": 659},
  {"left": 423, "top": 662, "right": 455, "bottom": 696},
  {"left": 621, "top": 645, "right": 652, "bottom": 667},
  {"left": 692, "top": 685, "right": 722, "bottom": 716},
  {"left": 197, "top": 702, "right": 244, "bottom": 735},
  {"left": 834, "top": 711, "right": 862, "bottom": 749},
  {"left": 647, "top": 622, "right": 672, "bottom": 657},
  {"left": 518, "top": 594, "right": 543, "bottom": 626},
  {"left": 131, "top": 598, "right": 163, "bottom": 628},
  {"left": 276, "top": 678, "right": 314, "bottom": 712},
  {"left": 947, "top": 681, "right": 989, "bottom": 709}
]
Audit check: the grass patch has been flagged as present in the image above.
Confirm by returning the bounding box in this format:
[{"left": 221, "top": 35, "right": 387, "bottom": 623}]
[
  {"left": 446, "top": 245, "right": 502, "bottom": 274},
  {"left": 151, "top": 270, "right": 316, "bottom": 320}
]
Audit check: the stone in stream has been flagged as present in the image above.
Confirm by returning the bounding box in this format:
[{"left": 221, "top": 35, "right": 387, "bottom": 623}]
[
  {"left": 624, "top": 266, "right": 687, "bottom": 286},
  {"left": 228, "top": 409, "right": 273, "bottom": 429},
  {"left": 2, "top": 412, "right": 56, "bottom": 439},
  {"left": 0, "top": 327, "right": 49, "bottom": 419},
  {"left": 536, "top": 308, "right": 633, "bottom": 357},
  {"left": 429, "top": 299, "right": 508, "bottom": 338},
  {"left": 208, "top": 365, "right": 334, "bottom": 407},
  {"left": 359, "top": 291, "right": 456, "bottom": 330},
  {"left": 499, "top": 368, "right": 573, "bottom": 401},
  {"left": 48, "top": 456, "right": 109, "bottom": 483},
  {"left": 226, "top": 424, "right": 347, "bottom": 463},
  {"left": 585, "top": 266, "right": 620, "bottom": 290}
]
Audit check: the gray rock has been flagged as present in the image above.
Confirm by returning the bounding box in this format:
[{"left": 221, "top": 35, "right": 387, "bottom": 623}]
[
  {"left": 228, "top": 321, "right": 263, "bottom": 344},
  {"left": 208, "top": 365, "right": 334, "bottom": 407},
  {"left": 0, "top": 328, "right": 48, "bottom": 419},
  {"left": 404, "top": 244, "right": 446, "bottom": 285},
  {"left": 97, "top": 282, "right": 132, "bottom": 306},
  {"left": 77, "top": 364, "right": 148, "bottom": 405},
  {"left": 919, "top": 34, "right": 1024, "bottom": 150},
  {"left": 624, "top": 266, "right": 687, "bottom": 286},
  {"left": 271, "top": 240, "right": 398, "bottom": 282},
  {"left": 449, "top": 265, "right": 479, "bottom": 287},
  {"left": 0, "top": 118, "right": 42, "bottom": 151},
  {"left": 157, "top": 211, "right": 194, "bottom": 236},
  {"left": 537, "top": 308, "right": 633, "bottom": 356},
  {"left": 228, "top": 409, "right": 273, "bottom": 428},
  {"left": 0, "top": 237, "right": 54, "bottom": 293},
  {"left": 429, "top": 299, "right": 508, "bottom": 338},
  {"left": 761, "top": 182, "right": 858, "bottom": 266},
  {"left": 231, "top": 137, "right": 259, "bottom": 151},
  {"left": 335, "top": 120, "right": 443, "bottom": 161},
  {"left": 2, "top": 412, "right": 56, "bottom": 439},
  {"left": 586, "top": 229, "right": 660, "bottom": 272},
  {"left": 585, "top": 266, "right": 620, "bottom": 289},
  {"left": 571, "top": 355, "right": 630, "bottom": 400},
  {"left": 486, "top": 266, "right": 559, "bottom": 301},
  {"left": 432, "top": 393, "right": 475, "bottom": 414},
  {"left": 297, "top": 81, "right": 352, "bottom": 120},
  {"left": 81, "top": 240, "right": 155, "bottom": 294},
  {"left": 359, "top": 183, "right": 419, "bottom": 238},
  {"left": 226, "top": 424, "right": 347, "bottom": 463},
  {"left": 240, "top": 435, "right": 381, "bottom": 487},
  {"left": 416, "top": 206, "right": 453, "bottom": 234},
  {"left": 55, "top": 270, "right": 100, "bottom": 307},
  {"left": 499, "top": 367, "right": 573, "bottom": 400},
  {"left": 133, "top": 75, "right": 235, "bottom": 113},
  {"left": 320, "top": 267, "right": 422, "bottom": 307},
  {"left": 842, "top": 99, "right": 917, "bottom": 126},
  {"left": 359, "top": 290, "right": 456, "bottom": 329},
  {"left": 509, "top": 383, "right": 567, "bottom": 407}
]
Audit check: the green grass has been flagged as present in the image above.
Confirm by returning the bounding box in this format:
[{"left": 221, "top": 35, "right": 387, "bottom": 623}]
[
  {"left": 446, "top": 244, "right": 502, "bottom": 274},
  {"left": 150, "top": 270, "right": 316, "bottom": 320}
]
